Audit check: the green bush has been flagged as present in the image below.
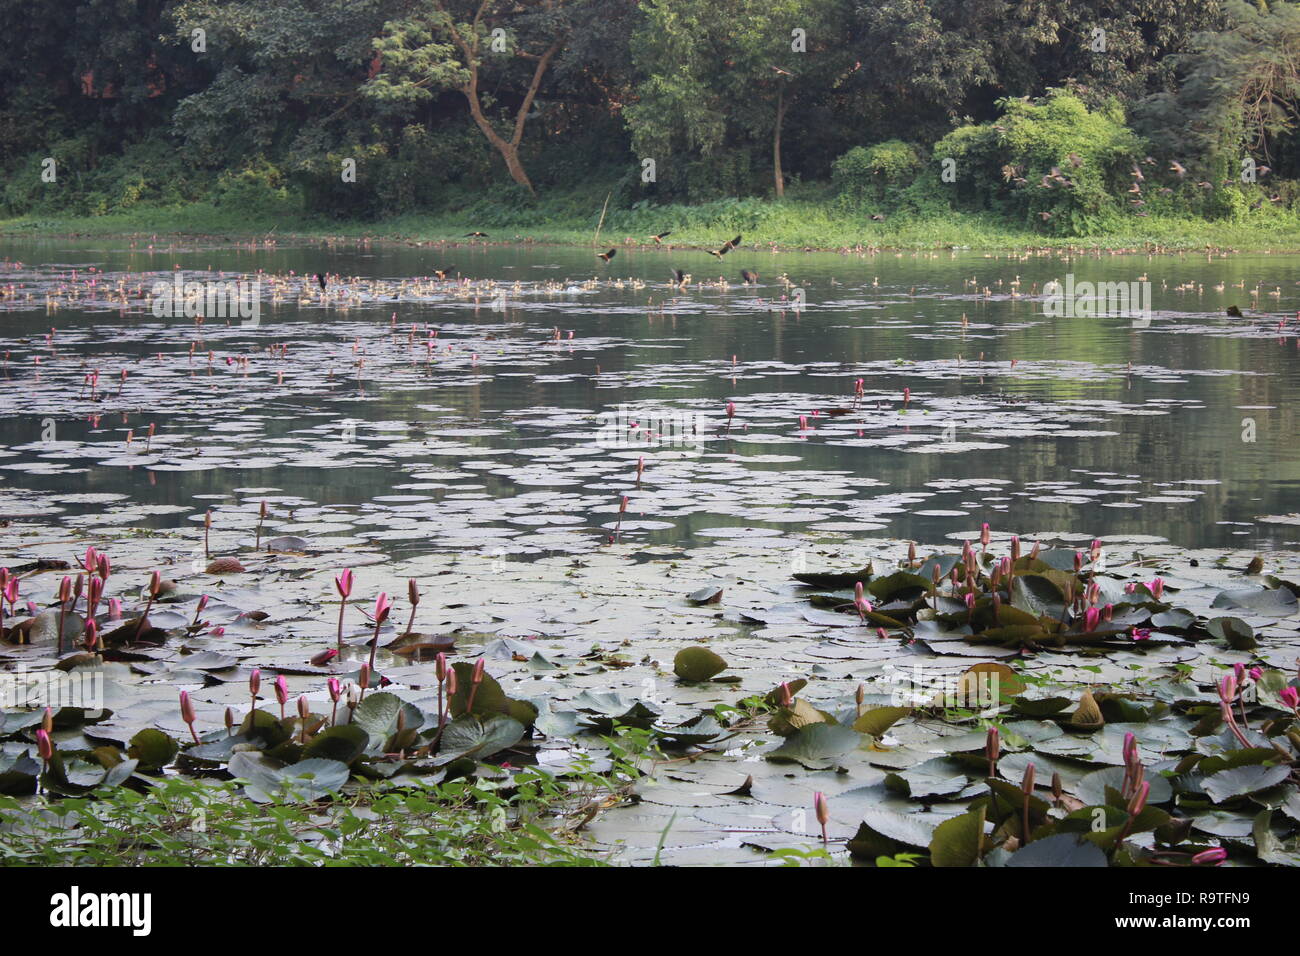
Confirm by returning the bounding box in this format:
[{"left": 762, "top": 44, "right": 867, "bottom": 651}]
[
  {"left": 935, "top": 90, "right": 1144, "bottom": 236},
  {"left": 833, "top": 140, "right": 924, "bottom": 205}
]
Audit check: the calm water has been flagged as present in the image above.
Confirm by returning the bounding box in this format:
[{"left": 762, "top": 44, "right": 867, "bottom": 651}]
[{"left": 1, "top": 236, "right": 1298, "bottom": 555}]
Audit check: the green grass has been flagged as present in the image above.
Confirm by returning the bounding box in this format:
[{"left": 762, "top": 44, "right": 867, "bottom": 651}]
[{"left": 5, "top": 184, "right": 1300, "bottom": 253}]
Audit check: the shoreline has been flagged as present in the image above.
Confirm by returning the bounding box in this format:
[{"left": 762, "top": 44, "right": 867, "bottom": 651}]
[{"left": 6, "top": 205, "right": 1300, "bottom": 257}]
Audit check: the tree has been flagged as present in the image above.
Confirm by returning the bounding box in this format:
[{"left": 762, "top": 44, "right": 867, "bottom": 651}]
[
  {"left": 366, "top": 0, "right": 578, "bottom": 194},
  {"left": 627, "top": 0, "right": 851, "bottom": 199}
]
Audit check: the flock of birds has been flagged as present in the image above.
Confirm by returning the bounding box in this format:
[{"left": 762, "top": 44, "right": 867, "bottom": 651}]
[{"left": 999, "top": 153, "right": 1284, "bottom": 222}]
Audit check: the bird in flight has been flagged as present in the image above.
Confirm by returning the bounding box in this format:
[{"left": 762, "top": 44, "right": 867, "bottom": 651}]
[
  {"left": 464, "top": 231, "right": 488, "bottom": 238},
  {"left": 433, "top": 265, "right": 456, "bottom": 280},
  {"left": 707, "top": 235, "right": 742, "bottom": 258},
  {"left": 1169, "top": 160, "right": 1186, "bottom": 178},
  {"left": 649, "top": 231, "right": 672, "bottom": 244},
  {"left": 597, "top": 248, "right": 617, "bottom": 263}
]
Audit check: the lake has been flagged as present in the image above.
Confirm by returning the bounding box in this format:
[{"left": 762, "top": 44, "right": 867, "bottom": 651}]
[{"left": 1, "top": 237, "right": 1297, "bottom": 553}]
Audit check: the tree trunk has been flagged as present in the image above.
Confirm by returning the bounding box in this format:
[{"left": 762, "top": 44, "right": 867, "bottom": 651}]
[{"left": 773, "top": 87, "right": 786, "bottom": 198}]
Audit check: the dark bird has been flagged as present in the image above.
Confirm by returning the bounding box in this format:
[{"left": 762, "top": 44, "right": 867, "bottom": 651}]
[
  {"left": 464, "top": 231, "right": 488, "bottom": 238},
  {"left": 741, "top": 269, "right": 759, "bottom": 285},
  {"left": 597, "top": 248, "right": 617, "bottom": 263},
  {"left": 770, "top": 65, "right": 793, "bottom": 76},
  {"left": 1227, "top": 305, "right": 1244, "bottom": 317},
  {"left": 650, "top": 231, "right": 672, "bottom": 244},
  {"left": 672, "top": 269, "right": 690, "bottom": 288},
  {"left": 1196, "top": 181, "right": 1214, "bottom": 190},
  {"left": 707, "top": 234, "right": 742, "bottom": 258},
  {"left": 314, "top": 272, "right": 327, "bottom": 291},
  {"left": 433, "top": 265, "right": 456, "bottom": 280}
]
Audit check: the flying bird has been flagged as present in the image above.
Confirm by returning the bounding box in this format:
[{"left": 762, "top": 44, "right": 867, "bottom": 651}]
[
  {"left": 707, "top": 235, "right": 742, "bottom": 258},
  {"left": 672, "top": 269, "right": 691, "bottom": 288},
  {"left": 433, "top": 265, "right": 456, "bottom": 280},
  {"left": 596, "top": 248, "right": 617, "bottom": 263},
  {"left": 1169, "top": 160, "right": 1186, "bottom": 178},
  {"left": 649, "top": 231, "right": 672, "bottom": 244},
  {"left": 464, "top": 231, "right": 488, "bottom": 238}
]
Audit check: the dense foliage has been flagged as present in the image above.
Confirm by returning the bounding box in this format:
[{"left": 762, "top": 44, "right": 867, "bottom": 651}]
[{"left": 1, "top": 0, "right": 1298, "bottom": 235}]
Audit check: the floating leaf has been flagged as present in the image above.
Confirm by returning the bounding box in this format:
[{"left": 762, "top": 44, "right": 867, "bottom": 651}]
[{"left": 673, "top": 646, "right": 728, "bottom": 682}]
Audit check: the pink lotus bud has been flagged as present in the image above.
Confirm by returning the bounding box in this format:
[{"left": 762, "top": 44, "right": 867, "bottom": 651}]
[
  {"left": 249, "top": 668, "right": 261, "bottom": 697},
  {"left": 778, "top": 681, "right": 793, "bottom": 707},
  {"left": 1021, "top": 762, "right": 1035, "bottom": 795},
  {"left": 180, "top": 690, "right": 196, "bottom": 725},
  {"left": 445, "top": 666, "right": 457, "bottom": 696},
  {"left": 1280, "top": 687, "right": 1299, "bottom": 710},
  {"left": 1127, "top": 780, "right": 1150, "bottom": 817},
  {"left": 149, "top": 570, "right": 162, "bottom": 596},
  {"left": 902, "top": 387, "right": 910, "bottom": 404},
  {"left": 335, "top": 569, "right": 354, "bottom": 599},
  {"left": 407, "top": 578, "right": 420, "bottom": 606},
  {"left": 209, "top": 626, "right": 225, "bottom": 637},
  {"left": 373, "top": 592, "right": 392, "bottom": 624},
  {"left": 196, "top": 595, "right": 209, "bottom": 615},
  {"left": 1191, "top": 848, "right": 1227, "bottom": 865},
  {"left": 1083, "top": 607, "right": 1100, "bottom": 632},
  {"left": 1090, "top": 539, "right": 1102, "bottom": 562},
  {"left": 435, "top": 652, "right": 448, "bottom": 683},
  {"left": 84, "top": 619, "right": 99, "bottom": 650},
  {"left": 1073, "top": 551, "right": 1084, "bottom": 573},
  {"left": 980, "top": 523, "right": 990, "bottom": 547},
  {"left": 35, "top": 728, "right": 53, "bottom": 761},
  {"left": 97, "top": 553, "right": 111, "bottom": 579},
  {"left": 108, "top": 598, "right": 122, "bottom": 620},
  {"left": 274, "top": 675, "right": 288, "bottom": 705},
  {"left": 1249, "top": 667, "right": 1262, "bottom": 682},
  {"left": 1010, "top": 535, "right": 1021, "bottom": 560},
  {"left": 986, "top": 727, "right": 1000, "bottom": 764},
  {"left": 359, "top": 662, "right": 371, "bottom": 690},
  {"left": 1148, "top": 577, "right": 1164, "bottom": 600},
  {"left": 964, "top": 592, "right": 976, "bottom": 610},
  {"left": 725, "top": 401, "right": 735, "bottom": 419},
  {"left": 58, "top": 576, "right": 72, "bottom": 602},
  {"left": 1102, "top": 602, "right": 1113, "bottom": 622},
  {"left": 310, "top": 648, "right": 338, "bottom": 667},
  {"left": 43, "top": 707, "right": 53, "bottom": 733},
  {"left": 876, "top": 627, "right": 888, "bottom": 639},
  {"left": 297, "top": 695, "right": 309, "bottom": 720},
  {"left": 1123, "top": 732, "right": 1138, "bottom": 765},
  {"left": 813, "top": 791, "right": 829, "bottom": 826},
  {"left": 1218, "top": 674, "right": 1237, "bottom": 705},
  {"left": 83, "top": 546, "right": 98, "bottom": 572},
  {"left": 472, "top": 658, "right": 485, "bottom": 685},
  {"left": 328, "top": 677, "right": 342, "bottom": 701}
]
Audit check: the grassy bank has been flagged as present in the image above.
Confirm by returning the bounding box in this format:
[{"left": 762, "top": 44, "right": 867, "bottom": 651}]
[{"left": 6, "top": 186, "right": 1300, "bottom": 253}]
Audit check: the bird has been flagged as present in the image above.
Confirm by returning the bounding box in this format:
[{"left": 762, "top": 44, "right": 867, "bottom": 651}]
[
  {"left": 1227, "top": 306, "right": 1244, "bottom": 317},
  {"left": 672, "top": 269, "right": 690, "bottom": 289},
  {"left": 314, "top": 272, "right": 327, "bottom": 291},
  {"left": 433, "top": 265, "right": 456, "bottom": 280},
  {"left": 1131, "top": 164, "right": 1145, "bottom": 182},
  {"left": 870, "top": 214, "right": 885, "bottom": 222},
  {"left": 649, "top": 231, "right": 672, "bottom": 244},
  {"left": 1038, "top": 211, "right": 1053, "bottom": 221},
  {"left": 1169, "top": 160, "right": 1186, "bottom": 178},
  {"left": 1067, "top": 152, "right": 1083, "bottom": 167},
  {"left": 741, "top": 269, "right": 759, "bottom": 285},
  {"left": 464, "top": 231, "right": 488, "bottom": 238},
  {"left": 707, "top": 235, "right": 742, "bottom": 258},
  {"left": 597, "top": 248, "right": 617, "bottom": 263},
  {"left": 770, "top": 65, "right": 793, "bottom": 76}
]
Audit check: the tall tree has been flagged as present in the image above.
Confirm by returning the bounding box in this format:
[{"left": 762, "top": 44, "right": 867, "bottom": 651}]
[{"left": 366, "top": 0, "right": 578, "bottom": 193}]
